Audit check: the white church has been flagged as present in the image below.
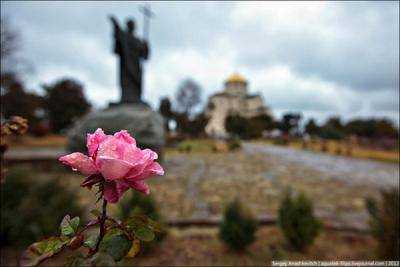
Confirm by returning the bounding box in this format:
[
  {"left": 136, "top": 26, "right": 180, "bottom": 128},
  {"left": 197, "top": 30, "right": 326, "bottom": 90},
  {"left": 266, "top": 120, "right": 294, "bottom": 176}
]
[{"left": 205, "top": 73, "right": 271, "bottom": 138}]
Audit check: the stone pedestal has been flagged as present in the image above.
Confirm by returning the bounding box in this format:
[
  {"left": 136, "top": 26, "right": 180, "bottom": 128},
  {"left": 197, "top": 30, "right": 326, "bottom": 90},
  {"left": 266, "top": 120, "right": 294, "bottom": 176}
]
[{"left": 67, "top": 104, "right": 165, "bottom": 157}]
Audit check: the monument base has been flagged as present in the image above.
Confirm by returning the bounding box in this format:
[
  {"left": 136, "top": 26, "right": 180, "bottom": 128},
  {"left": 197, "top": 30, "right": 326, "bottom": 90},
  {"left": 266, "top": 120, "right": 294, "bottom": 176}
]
[{"left": 67, "top": 103, "right": 165, "bottom": 158}]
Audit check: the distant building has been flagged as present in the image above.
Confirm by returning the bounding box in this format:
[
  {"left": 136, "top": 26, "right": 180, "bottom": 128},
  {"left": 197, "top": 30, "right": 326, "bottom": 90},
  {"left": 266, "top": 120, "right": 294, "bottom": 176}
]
[{"left": 205, "top": 73, "right": 270, "bottom": 138}]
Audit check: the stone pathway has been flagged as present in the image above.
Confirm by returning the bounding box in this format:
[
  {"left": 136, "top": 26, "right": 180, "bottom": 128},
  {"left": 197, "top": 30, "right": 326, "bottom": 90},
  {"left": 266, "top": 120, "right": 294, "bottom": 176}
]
[
  {"left": 243, "top": 143, "right": 399, "bottom": 188},
  {"left": 187, "top": 159, "right": 208, "bottom": 218}
]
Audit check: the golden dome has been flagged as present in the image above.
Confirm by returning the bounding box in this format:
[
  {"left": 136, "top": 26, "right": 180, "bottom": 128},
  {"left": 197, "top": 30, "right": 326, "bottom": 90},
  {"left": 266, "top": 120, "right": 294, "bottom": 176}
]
[{"left": 225, "top": 73, "right": 247, "bottom": 84}]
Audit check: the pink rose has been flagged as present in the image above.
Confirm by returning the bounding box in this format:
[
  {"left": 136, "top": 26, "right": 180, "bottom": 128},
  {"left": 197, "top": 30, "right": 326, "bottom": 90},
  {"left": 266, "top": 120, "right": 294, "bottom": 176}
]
[{"left": 59, "top": 128, "right": 164, "bottom": 203}]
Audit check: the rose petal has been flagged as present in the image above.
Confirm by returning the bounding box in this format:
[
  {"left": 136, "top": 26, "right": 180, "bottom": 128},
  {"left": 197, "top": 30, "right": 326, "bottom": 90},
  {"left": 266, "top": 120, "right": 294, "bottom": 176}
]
[
  {"left": 103, "top": 180, "right": 129, "bottom": 203},
  {"left": 129, "top": 180, "right": 150, "bottom": 195},
  {"left": 146, "top": 162, "right": 164, "bottom": 176},
  {"left": 103, "top": 181, "right": 119, "bottom": 203},
  {"left": 97, "top": 156, "right": 133, "bottom": 180},
  {"left": 124, "top": 163, "right": 146, "bottom": 180},
  {"left": 114, "top": 130, "right": 136, "bottom": 146},
  {"left": 120, "top": 146, "right": 148, "bottom": 165},
  {"left": 124, "top": 148, "right": 158, "bottom": 179},
  {"left": 129, "top": 162, "right": 164, "bottom": 181},
  {"left": 59, "top": 152, "right": 98, "bottom": 175},
  {"left": 86, "top": 128, "right": 107, "bottom": 157},
  {"left": 96, "top": 136, "right": 126, "bottom": 161},
  {"left": 116, "top": 180, "right": 130, "bottom": 196},
  {"left": 142, "top": 148, "right": 158, "bottom": 160}
]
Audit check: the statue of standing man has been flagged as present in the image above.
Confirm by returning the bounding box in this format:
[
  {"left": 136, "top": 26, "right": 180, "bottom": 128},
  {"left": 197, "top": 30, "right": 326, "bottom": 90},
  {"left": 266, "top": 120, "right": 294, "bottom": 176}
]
[{"left": 109, "top": 16, "right": 149, "bottom": 104}]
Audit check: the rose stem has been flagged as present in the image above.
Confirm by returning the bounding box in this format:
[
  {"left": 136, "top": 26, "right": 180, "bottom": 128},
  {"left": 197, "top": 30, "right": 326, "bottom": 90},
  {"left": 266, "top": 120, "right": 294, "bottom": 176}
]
[{"left": 94, "top": 191, "right": 108, "bottom": 253}]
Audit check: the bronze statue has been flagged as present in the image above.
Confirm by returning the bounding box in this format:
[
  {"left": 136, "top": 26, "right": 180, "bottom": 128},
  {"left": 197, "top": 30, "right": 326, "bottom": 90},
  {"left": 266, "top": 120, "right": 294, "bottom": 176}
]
[{"left": 109, "top": 16, "right": 149, "bottom": 104}]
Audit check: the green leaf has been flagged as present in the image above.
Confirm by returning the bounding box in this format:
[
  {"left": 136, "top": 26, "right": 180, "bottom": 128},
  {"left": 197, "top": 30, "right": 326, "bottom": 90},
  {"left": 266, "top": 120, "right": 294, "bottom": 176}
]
[
  {"left": 60, "top": 215, "right": 80, "bottom": 237},
  {"left": 134, "top": 227, "right": 155, "bottom": 242},
  {"left": 90, "top": 252, "right": 116, "bottom": 267},
  {"left": 123, "top": 215, "right": 158, "bottom": 241},
  {"left": 124, "top": 215, "right": 147, "bottom": 232},
  {"left": 106, "top": 227, "right": 124, "bottom": 236},
  {"left": 124, "top": 214, "right": 163, "bottom": 233},
  {"left": 46, "top": 237, "right": 65, "bottom": 253},
  {"left": 20, "top": 237, "right": 67, "bottom": 267},
  {"left": 99, "top": 232, "right": 132, "bottom": 261},
  {"left": 70, "top": 217, "right": 80, "bottom": 232},
  {"left": 83, "top": 233, "right": 97, "bottom": 249},
  {"left": 60, "top": 215, "right": 74, "bottom": 236},
  {"left": 147, "top": 218, "right": 163, "bottom": 233}
]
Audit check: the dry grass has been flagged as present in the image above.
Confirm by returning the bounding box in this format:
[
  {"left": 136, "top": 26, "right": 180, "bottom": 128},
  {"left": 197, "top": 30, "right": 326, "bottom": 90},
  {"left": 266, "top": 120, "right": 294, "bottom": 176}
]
[
  {"left": 257, "top": 139, "right": 399, "bottom": 164},
  {"left": 169, "top": 138, "right": 399, "bottom": 164},
  {"left": 8, "top": 135, "right": 397, "bottom": 163},
  {"left": 0, "top": 227, "right": 377, "bottom": 266}
]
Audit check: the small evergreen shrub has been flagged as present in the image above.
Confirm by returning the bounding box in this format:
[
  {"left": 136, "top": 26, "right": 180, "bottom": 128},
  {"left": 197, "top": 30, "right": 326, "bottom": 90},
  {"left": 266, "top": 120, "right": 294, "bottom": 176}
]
[
  {"left": 366, "top": 188, "right": 399, "bottom": 260},
  {"left": 219, "top": 199, "right": 258, "bottom": 251},
  {"left": 228, "top": 138, "right": 242, "bottom": 151},
  {"left": 1, "top": 167, "right": 84, "bottom": 248},
  {"left": 178, "top": 143, "right": 192, "bottom": 153},
  {"left": 118, "top": 191, "right": 166, "bottom": 254},
  {"left": 278, "top": 189, "right": 322, "bottom": 252}
]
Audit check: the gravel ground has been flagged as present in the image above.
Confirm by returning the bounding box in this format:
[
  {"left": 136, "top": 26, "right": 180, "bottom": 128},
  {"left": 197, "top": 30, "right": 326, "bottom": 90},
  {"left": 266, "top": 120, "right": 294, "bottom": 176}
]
[{"left": 243, "top": 143, "right": 399, "bottom": 188}]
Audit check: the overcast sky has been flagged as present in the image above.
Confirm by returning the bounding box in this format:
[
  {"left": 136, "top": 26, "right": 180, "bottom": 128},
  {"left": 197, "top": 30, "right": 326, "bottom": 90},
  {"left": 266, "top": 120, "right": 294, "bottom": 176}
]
[{"left": 2, "top": 1, "right": 399, "bottom": 124}]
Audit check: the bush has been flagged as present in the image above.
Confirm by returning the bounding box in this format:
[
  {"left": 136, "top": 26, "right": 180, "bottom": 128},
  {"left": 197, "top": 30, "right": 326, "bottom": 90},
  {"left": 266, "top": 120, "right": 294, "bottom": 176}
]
[
  {"left": 366, "top": 188, "right": 399, "bottom": 260},
  {"left": 228, "top": 138, "right": 241, "bottom": 151},
  {"left": 319, "top": 126, "right": 345, "bottom": 140},
  {"left": 118, "top": 191, "right": 166, "bottom": 254},
  {"left": 0, "top": 167, "right": 84, "bottom": 248},
  {"left": 219, "top": 199, "right": 257, "bottom": 251},
  {"left": 43, "top": 78, "right": 91, "bottom": 133},
  {"left": 178, "top": 142, "right": 192, "bottom": 153},
  {"left": 278, "top": 189, "right": 322, "bottom": 252},
  {"left": 225, "top": 114, "right": 271, "bottom": 139},
  {"left": 273, "top": 137, "right": 289, "bottom": 146}
]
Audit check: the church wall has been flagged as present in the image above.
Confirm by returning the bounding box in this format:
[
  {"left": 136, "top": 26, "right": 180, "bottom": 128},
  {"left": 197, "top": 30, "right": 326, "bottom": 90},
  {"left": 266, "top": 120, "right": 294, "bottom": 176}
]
[
  {"left": 224, "top": 82, "right": 247, "bottom": 97},
  {"left": 205, "top": 76, "right": 270, "bottom": 138},
  {"left": 244, "top": 96, "right": 269, "bottom": 117},
  {"left": 205, "top": 96, "right": 230, "bottom": 138}
]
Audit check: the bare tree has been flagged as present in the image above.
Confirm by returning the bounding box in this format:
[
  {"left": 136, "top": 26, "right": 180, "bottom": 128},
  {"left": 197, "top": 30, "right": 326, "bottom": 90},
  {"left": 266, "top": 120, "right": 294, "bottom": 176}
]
[
  {"left": 175, "top": 78, "right": 201, "bottom": 117},
  {"left": 1, "top": 18, "right": 20, "bottom": 74}
]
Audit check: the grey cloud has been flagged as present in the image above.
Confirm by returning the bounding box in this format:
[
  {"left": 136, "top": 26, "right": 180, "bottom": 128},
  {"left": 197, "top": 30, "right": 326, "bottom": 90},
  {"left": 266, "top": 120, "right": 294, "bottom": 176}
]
[
  {"left": 369, "top": 91, "right": 400, "bottom": 112},
  {"left": 372, "top": 100, "right": 399, "bottom": 112},
  {"left": 1, "top": 1, "right": 398, "bottom": 123},
  {"left": 260, "top": 90, "right": 339, "bottom": 112},
  {"left": 232, "top": 2, "right": 399, "bottom": 92}
]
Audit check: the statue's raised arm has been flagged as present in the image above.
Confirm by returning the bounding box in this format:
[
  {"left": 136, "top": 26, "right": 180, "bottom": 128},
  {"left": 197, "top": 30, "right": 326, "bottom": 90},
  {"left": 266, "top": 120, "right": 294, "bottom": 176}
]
[
  {"left": 109, "top": 15, "right": 120, "bottom": 29},
  {"left": 109, "top": 15, "right": 122, "bottom": 54}
]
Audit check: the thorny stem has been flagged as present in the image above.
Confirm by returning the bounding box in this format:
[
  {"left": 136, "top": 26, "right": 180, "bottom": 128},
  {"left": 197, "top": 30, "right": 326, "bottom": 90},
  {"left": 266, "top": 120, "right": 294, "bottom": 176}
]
[{"left": 94, "top": 187, "right": 108, "bottom": 253}]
